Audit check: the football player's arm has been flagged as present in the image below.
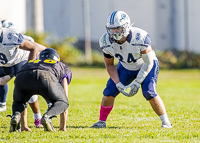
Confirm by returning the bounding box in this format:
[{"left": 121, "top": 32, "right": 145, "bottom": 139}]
[
  {"left": 19, "top": 39, "right": 40, "bottom": 61},
  {"left": 59, "top": 78, "right": 69, "bottom": 131},
  {"left": 135, "top": 45, "right": 154, "bottom": 83},
  {"left": 104, "top": 56, "right": 128, "bottom": 96},
  {"left": 35, "top": 42, "right": 46, "bottom": 51},
  {"left": 104, "top": 56, "right": 120, "bottom": 84},
  {"left": 22, "top": 34, "right": 46, "bottom": 51}
]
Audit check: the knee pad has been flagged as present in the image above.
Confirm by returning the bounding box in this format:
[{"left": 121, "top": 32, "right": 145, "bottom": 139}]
[
  {"left": 0, "top": 75, "right": 11, "bottom": 85},
  {"left": 28, "top": 95, "right": 38, "bottom": 103},
  {"left": 142, "top": 90, "right": 157, "bottom": 100}
]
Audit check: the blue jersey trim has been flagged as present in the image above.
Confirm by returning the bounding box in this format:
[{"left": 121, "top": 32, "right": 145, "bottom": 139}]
[
  {"left": 0, "top": 33, "right": 3, "bottom": 43},
  {"left": 126, "top": 30, "right": 132, "bottom": 43},
  {"left": 131, "top": 44, "right": 149, "bottom": 47}
]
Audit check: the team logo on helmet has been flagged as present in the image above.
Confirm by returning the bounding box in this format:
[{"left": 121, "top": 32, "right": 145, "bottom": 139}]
[{"left": 120, "top": 14, "right": 127, "bottom": 22}]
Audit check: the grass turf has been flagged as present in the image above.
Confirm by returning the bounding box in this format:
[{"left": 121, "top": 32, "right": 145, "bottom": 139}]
[{"left": 0, "top": 68, "right": 200, "bottom": 143}]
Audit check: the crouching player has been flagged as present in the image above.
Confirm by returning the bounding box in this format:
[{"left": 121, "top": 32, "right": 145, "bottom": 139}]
[
  {"left": 9, "top": 48, "right": 72, "bottom": 132},
  {"left": 91, "top": 11, "right": 172, "bottom": 128}
]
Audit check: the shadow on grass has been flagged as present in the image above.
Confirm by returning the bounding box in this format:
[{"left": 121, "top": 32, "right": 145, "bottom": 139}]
[{"left": 65, "top": 126, "right": 134, "bottom": 129}]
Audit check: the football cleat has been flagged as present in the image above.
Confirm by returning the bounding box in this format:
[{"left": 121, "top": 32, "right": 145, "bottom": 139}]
[
  {"left": 41, "top": 114, "right": 56, "bottom": 131},
  {"left": 91, "top": 120, "right": 106, "bottom": 128},
  {"left": 0, "top": 104, "right": 6, "bottom": 112},
  {"left": 9, "top": 112, "right": 21, "bottom": 132},
  {"left": 34, "top": 119, "right": 44, "bottom": 128},
  {"left": 161, "top": 123, "right": 172, "bottom": 128}
]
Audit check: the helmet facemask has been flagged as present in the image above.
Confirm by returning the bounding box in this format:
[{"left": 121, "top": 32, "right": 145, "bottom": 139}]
[{"left": 106, "top": 23, "right": 130, "bottom": 41}]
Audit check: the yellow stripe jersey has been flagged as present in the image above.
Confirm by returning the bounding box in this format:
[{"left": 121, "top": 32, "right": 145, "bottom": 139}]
[
  {"left": 19, "top": 59, "right": 72, "bottom": 84},
  {"left": 99, "top": 27, "right": 157, "bottom": 70}
]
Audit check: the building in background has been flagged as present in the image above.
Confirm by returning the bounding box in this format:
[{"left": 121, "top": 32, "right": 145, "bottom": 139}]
[{"left": 0, "top": 0, "right": 200, "bottom": 53}]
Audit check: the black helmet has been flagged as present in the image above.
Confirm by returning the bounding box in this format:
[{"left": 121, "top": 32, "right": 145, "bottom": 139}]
[{"left": 39, "top": 48, "right": 60, "bottom": 61}]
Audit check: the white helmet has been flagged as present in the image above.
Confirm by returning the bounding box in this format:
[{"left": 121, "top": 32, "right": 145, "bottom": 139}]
[
  {"left": 106, "top": 11, "right": 131, "bottom": 40},
  {"left": 1, "top": 20, "right": 15, "bottom": 28}
]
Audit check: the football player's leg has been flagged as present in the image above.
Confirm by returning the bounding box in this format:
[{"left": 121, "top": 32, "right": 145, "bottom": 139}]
[
  {"left": 45, "top": 99, "right": 52, "bottom": 109},
  {"left": 44, "top": 83, "right": 69, "bottom": 117},
  {"left": 91, "top": 63, "right": 135, "bottom": 128},
  {"left": 0, "top": 75, "right": 11, "bottom": 112},
  {"left": 141, "top": 60, "right": 171, "bottom": 128},
  {"left": 11, "top": 95, "right": 29, "bottom": 132},
  {"left": 0, "top": 84, "right": 8, "bottom": 112},
  {"left": 28, "top": 95, "right": 43, "bottom": 128},
  {"left": 11, "top": 71, "right": 34, "bottom": 132},
  {"left": 39, "top": 72, "right": 69, "bottom": 131},
  {"left": 41, "top": 87, "right": 69, "bottom": 132},
  {"left": 10, "top": 61, "right": 29, "bottom": 115}
]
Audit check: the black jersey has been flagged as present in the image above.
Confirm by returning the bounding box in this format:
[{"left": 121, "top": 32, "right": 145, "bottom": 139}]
[{"left": 19, "top": 59, "right": 72, "bottom": 84}]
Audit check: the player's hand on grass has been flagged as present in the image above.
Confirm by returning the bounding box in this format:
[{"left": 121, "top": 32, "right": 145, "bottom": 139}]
[
  {"left": 21, "top": 126, "right": 32, "bottom": 132},
  {"left": 116, "top": 82, "right": 129, "bottom": 96}
]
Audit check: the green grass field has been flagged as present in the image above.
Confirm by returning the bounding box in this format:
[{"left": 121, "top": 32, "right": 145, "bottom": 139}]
[{"left": 0, "top": 68, "right": 200, "bottom": 143}]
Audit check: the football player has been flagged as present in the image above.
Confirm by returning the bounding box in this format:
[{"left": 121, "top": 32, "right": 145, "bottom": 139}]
[
  {"left": 0, "top": 21, "right": 46, "bottom": 131},
  {"left": 91, "top": 11, "right": 172, "bottom": 128},
  {"left": 0, "top": 20, "right": 46, "bottom": 128},
  {"left": 9, "top": 48, "right": 72, "bottom": 132}
]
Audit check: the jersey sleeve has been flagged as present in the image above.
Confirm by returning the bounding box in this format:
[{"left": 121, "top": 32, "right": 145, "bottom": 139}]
[
  {"left": 22, "top": 34, "right": 35, "bottom": 42},
  {"left": 59, "top": 62, "right": 72, "bottom": 84},
  {"left": 99, "top": 32, "right": 114, "bottom": 57},
  {"left": 138, "top": 28, "right": 151, "bottom": 52},
  {"left": 2, "top": 28, "right": 24, "bottom": 45},
  {"left": 140, "top": 34, "right": 151, "bottom": 51}
]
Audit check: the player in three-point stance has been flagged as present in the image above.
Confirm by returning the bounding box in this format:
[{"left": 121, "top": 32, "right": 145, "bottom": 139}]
[
  {"left": 91, "top": 11, "right": 172, "bottom": 128},
  {"left": 9, "top": 48, "right": 72, "bottom": 132}
]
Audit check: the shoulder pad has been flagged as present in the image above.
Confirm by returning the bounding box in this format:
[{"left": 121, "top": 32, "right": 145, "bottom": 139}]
[
  {"left": 99, "top": 32, "right": 112, "bottom": 49},
  {"left": 2, "top": 28, "right": 24, "bottom": 45},
  {"left": 130, "top": 27, "right": 151, "bottom": 46}
]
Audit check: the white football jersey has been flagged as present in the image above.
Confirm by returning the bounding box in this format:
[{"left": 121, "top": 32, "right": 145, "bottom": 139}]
[
  {"left": 99, "top": 27, "right": 157, "bottom": 70},
  {"left": 0, "top": 28, "right": 29, "bottom": 67}
]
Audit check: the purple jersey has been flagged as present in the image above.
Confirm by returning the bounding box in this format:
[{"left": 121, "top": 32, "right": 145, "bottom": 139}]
[{"left": 19, "top": 60, "right": 72, "bottom": 84}]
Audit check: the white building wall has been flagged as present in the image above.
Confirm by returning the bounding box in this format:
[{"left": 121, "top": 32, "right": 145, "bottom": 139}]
[
  {"left": 1, "top": 0, "right": 200, "bottom": 53},
  {"left": 0, "top": 0, "right": 26, "bottom": 33},
  {"left": 188, "top": 0, "right": 200, "bottom": 53},
  {"left": 43, "top": 0, "right": 157, "bottom": 50}
]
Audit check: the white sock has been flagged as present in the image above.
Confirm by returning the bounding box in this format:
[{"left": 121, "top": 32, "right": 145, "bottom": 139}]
[
  {"left": 34, "top": 112, "right": 42, "bottom": 120},
  {"left": 159, "top": 113, "right": 171, "bottom": 125},
  {"left": 99, "top": 120, "right": 106, "bottom": 123},
  {"left": 0, "top": 102, "right": 6, "bottom": 106}
]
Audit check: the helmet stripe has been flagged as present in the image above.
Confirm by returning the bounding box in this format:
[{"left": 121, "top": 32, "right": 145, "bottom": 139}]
[{"left": 110, "top": 11, "right": 117, "bottom": 25}]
